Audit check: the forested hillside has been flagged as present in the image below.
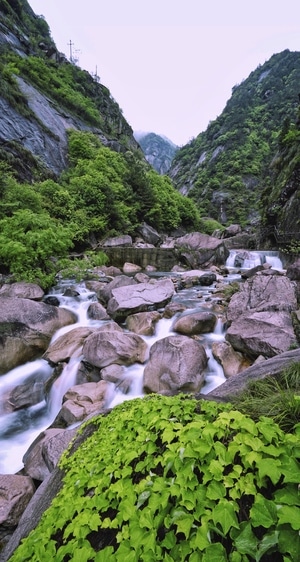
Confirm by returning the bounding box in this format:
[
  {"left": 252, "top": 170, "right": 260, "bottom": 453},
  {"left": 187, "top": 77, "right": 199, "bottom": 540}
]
[{"left": 169, "top": 50, "right": 300, "bottom": 232}]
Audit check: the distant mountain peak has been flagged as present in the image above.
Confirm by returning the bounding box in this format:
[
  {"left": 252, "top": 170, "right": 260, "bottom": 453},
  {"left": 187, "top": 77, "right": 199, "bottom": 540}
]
[{"left": 134, "top": 131, "right": 179, "bottom": 174}]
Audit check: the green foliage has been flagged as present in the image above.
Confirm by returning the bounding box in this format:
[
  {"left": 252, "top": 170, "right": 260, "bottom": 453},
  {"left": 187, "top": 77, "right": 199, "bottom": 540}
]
[
  {"left": 198, "top": 217, "right": 225, "bottom": 235},
  {"left": 230, "top": 363, "right": 300, "bottom": 433},
  {"left": 222, "top": 281, "right": 241, "bottom": 302},
  {"left": 14, "top": 55, "right": 102, "bottom": 126},
  {"left": 57, "top": 251, "right": 108, "bottom": 282},
  {"left": 0, "top": 209, "right": 72, "bottom": 288},
  {"left": 10, "top": 394, "right": 300, "bottom": 561}
]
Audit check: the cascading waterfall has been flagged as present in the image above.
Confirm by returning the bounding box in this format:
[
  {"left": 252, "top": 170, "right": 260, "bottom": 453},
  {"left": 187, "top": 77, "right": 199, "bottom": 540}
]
[{"left": 226, "top": 249, "right": 283, "bottom": 271}]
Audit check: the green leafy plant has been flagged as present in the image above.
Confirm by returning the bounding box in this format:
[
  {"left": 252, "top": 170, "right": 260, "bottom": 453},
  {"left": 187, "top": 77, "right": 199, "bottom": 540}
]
[
  {"left": 10, "top": 394, "right": 300, "bottom": 561},
  {"left": 57, "top": 251, "right": 108, "bottom": 282}
]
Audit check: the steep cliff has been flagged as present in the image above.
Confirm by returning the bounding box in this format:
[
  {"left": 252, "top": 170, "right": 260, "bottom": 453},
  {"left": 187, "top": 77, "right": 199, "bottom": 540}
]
[
  {"left": 169, "top": 50, "right": 300, "bottom": 229},
  {"left": 0, "top": 0, "right": 141, "bottom": 181}
]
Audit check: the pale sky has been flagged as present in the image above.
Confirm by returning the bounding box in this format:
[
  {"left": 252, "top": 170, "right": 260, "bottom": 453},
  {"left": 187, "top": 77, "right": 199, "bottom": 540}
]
[{"left": 28, "top": 0, "right": 300, "bottom": 146}]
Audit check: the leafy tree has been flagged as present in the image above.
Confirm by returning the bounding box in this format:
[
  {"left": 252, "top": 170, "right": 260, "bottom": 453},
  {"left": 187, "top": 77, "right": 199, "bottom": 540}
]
[{"left": 0, "top": 210, "right": 72, "bottom": 288}]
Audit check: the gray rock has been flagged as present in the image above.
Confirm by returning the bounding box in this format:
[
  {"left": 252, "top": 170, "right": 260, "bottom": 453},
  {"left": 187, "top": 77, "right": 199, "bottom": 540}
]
[
  {"left": 43, "top": 326, "right": 97, "bottom": 364},
  {"left": 0, "top": 282, "right": 44, "bottom": 301},
  {"left": 83, "top": 329, "right": 148, "bottom": 368},
  {"left": 212, "top": 341, "right": 252, "bottom": 377},
  {"left": 226, "top": 310, "right": 297, "bottom": 359},
  {"left": 0, "top": 298, "right": 76, "bottom": 374},
  {"left": 125, "top": 311, "right": 161, "bottom": 335},
  {"left": 143, "top": 335, "right": 208, "bottom": 393},
  {"left": 87, "top": 302, "right": 110, "bottom": 320},
  {"left": 174, "top": 232, "right": 229, "bottom": 267},
  {"left": 107, "top": 278, "right": 174, "bottom": 321},
  {"left": 101, "top": 235, "right": 133, "bottom": 247},
  {"left": 227, "top": 271, "right": 297, "bottom": 323},
  {"left": 173, "top": 311, "right": 217, "bottom": 336},
  {"left": 99, "top": 275, "right": 137, "bottom": 304},
  {"left": 136, "top": 222, "right": 162, "bottom": 246},
  {"left": 55, "top": 381, "right": 109, "bottom": 426},
  {"left": 0, "top": 475, "right": 35, "bottom": 527}
]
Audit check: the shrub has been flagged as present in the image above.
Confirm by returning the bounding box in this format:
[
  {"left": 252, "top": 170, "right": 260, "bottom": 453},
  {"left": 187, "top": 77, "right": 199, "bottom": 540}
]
[{"left": 10, "top": 394, "right": 300, "bottom": 561}]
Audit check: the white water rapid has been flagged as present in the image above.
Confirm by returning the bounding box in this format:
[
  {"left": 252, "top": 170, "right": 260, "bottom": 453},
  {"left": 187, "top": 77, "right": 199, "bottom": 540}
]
[
  {"left": 0, "top": 250, "right": 283, "bottom": 474},
  {"left": 0, "top": 277, "right": 228, "bottom": 474}
]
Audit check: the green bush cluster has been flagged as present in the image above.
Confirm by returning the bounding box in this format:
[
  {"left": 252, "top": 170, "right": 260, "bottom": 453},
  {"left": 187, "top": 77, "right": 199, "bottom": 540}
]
[
  {"left": 0, "top": 131, "right": 201, "bottom": 288},
  {"left": 10, "top": 394, "right": 300, "bottom": 561}
]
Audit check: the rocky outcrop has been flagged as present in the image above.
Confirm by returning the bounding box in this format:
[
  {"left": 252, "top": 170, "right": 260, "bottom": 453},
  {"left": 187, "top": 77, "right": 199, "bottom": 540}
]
[
  {"left": 134, "top": 132, "right": 178, "bottom": 175},
  {"left": 0, "top": 282, "right": 44, "bottom": 301}
]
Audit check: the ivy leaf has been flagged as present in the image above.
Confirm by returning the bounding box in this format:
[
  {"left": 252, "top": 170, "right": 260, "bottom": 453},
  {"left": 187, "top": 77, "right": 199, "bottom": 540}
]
[
  {"left": 257, "top": 458, "right": 282, "bottom": 485},
  {"left": 250, "top": 494, "right": 277, "bottom": 528},
  {"left": 161, "top": 530, "right": 176, "bottom": 549},
  {"left": 281, "top": 456, "right": 300, "bottom": 483},
  {"left": 233, "top": 521, "right": 258, "bottom": 557},
  {"left": 212, "top": 499, "right": 239, "bottom": 535},
  {"left": 202, "top": 542, "right": 228, "bottom": 561},
  {"left": 175, "top": 514, "right": 194, "bottom": 539},
  {"left": 277, "top": 505, "right": 300, "bottom": 530},
  {"left": 274, "top": 484, "right": 300, "bottom": 506},
  {"left": 256, "top": 531, "right": 279, "bottom": 561},
  {"left": 139, "top": 509, "right": 154, "bottom": 530},
  {"left": 206, "top": 479, "right": 226, "bottom": 500}
]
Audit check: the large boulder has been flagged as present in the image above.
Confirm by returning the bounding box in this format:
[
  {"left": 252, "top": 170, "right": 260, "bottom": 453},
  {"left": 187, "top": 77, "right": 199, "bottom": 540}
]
[
  {"left": 226, "top": 311, "right": 297, "bottom": 359},
  {"left": 212, "top": 341, "right": 253, "bottom": 377},
  {"left": 107, "top": 278, "right": 174, "bottom": 321},
  {"left": 43, "top": 326, "right": 97, "bottom": 364},
  {"left": 0, "top": 282, "right": 44, "bottom": 301},
  {"left": 174, "top": 232, "right": 229, "bottom": 267},
  {"left": 0, "top": 475, "right": 35, "bottom": 527},
  {"left": 125, "top": 311, "right": 161, "bottom": 335},
  {"left": 22, "top": 428, "right": 76, "bottom": 482},
  {"left": 0, "top": 298, "right": 77, "bottom": 374},
  {"left": 99, "top": 274, "right": 137, "bottom": 305},
  {"left": 136, "top": 222, "right": 162, "bottom": 246},
  {"left": 225, "top": 271, "right": 298, "bottom": 359},
  {"left": 82, "top": 328, "right": 148, "bottom": 368},
  {"left": 226, "top": 271, "right": 297, "bottom": 323},
  {"left": 143, "top": 335, "right": 208, "bottom": 394},
  {"left": 173, "top": 311, "right": 217, "bottom": 336}
]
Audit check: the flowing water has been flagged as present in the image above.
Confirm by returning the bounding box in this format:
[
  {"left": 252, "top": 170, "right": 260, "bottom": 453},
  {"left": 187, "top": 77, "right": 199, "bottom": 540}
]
[{"left": 0, "top": 251, "right": 283, "bottom": 474}]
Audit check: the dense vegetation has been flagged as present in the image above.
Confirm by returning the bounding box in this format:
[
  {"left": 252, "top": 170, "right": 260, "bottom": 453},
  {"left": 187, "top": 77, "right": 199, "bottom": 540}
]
[
  {"left": 0, "top": 130, "right": 202, "bottom": 288},
  {"left": 10, "top": 393, "right": 300, "bottom": 561},
  {"left": 169, "top": 50, "right": 300, "bottom": 229}
]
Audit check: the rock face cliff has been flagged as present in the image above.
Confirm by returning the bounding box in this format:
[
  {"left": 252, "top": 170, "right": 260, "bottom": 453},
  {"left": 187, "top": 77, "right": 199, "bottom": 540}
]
[
  {"left": 134, "top": 132, "right": 178, "bottom": 174},
  {"left": 0, "top": 0, "right": 142, "bottom": 181}
]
